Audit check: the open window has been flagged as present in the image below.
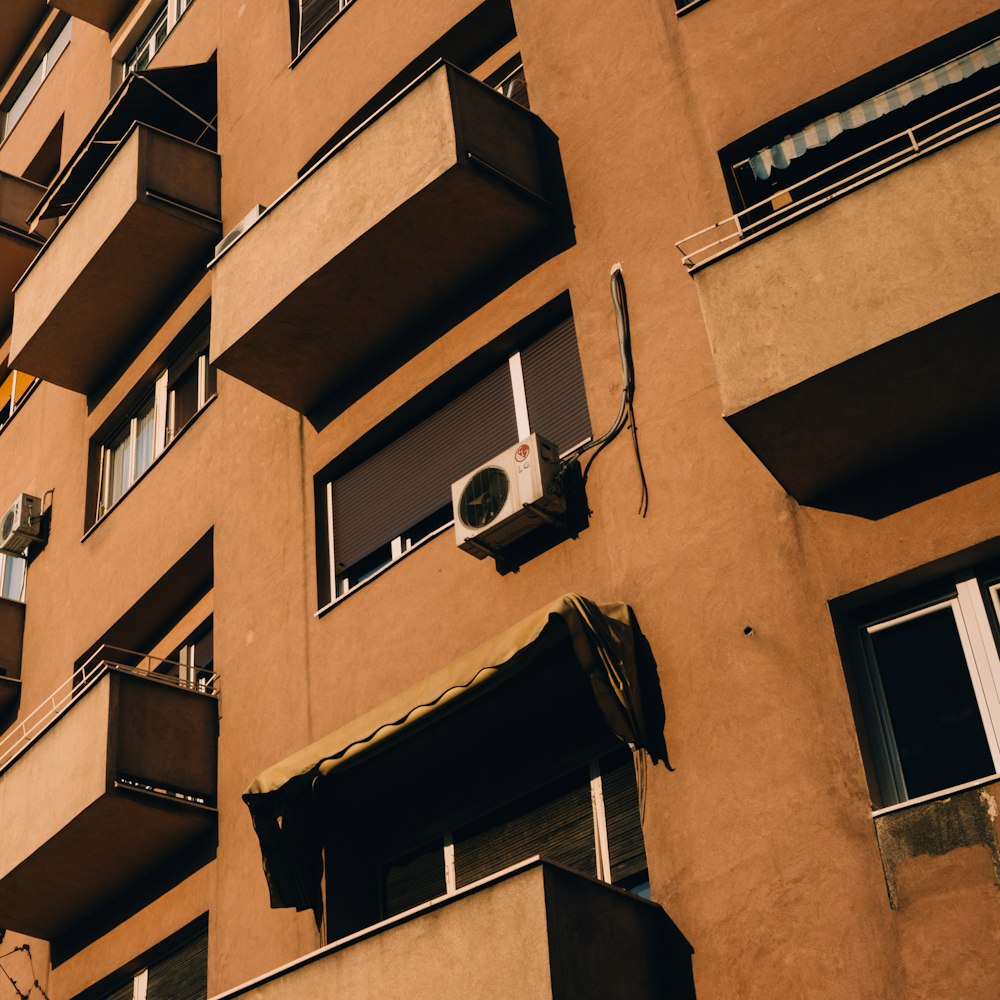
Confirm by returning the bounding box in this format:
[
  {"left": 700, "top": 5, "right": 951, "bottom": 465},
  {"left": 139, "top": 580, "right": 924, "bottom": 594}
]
[{"left": 838, "top": 563, "right": 1000, "bottom": 810}]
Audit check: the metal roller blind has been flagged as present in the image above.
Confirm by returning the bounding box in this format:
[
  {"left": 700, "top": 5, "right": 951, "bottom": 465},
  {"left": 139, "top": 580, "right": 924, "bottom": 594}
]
[
  {"left": 299, "top": 0, "right": 353, "bottom": 50},
  {"left": 521, "top": 317, "right": 591, "bottom": 453},
  {"left": 602, "top": 753, "right": 647, "bottom": 886},
  {"left": 453, "top": 768, "right": 595, "bottom": 887},
  {"left": 102, "top": 982, "right": 135, "bottom": 1000},
  {"left": 383, "top": 839, "right": 447, "bottom": 918},
  {"left": 146, "top": 930, "right": 208, "bottom": 1000},
  {"left": 330, "top": 365, "right": 517, "bottom": 571}
]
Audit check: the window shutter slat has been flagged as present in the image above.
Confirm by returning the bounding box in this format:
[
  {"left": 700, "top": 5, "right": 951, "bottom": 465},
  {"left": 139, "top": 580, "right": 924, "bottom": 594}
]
[
  {"left": 331, "top": 365, "right": 518, "bottom": 571},
  {"left": 521, "top": 317, "right": 591, "bottom": 453},
  {"left": 145, "top": 930, "right": 208, "bottom": 1000},
  {"left": 383, "top": 839, "right": 447, "bottom": 918},
  {"left": 300, "top": 0, "right": 351, "bottom": 50},
  {"left": 602, "top": 753, "right": 647, "bottom": 886},
  {"left": 453, "top": 769, "right": 595, "bottom": 888}
]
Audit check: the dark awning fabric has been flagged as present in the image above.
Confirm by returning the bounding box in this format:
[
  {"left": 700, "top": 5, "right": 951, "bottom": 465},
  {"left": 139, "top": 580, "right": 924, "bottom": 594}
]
[
  {"left": 243, "top": 594, "right": 668, "bottom": 914},
  {"left": 32, "top": 62, "right": 217, "bottom": 222}
]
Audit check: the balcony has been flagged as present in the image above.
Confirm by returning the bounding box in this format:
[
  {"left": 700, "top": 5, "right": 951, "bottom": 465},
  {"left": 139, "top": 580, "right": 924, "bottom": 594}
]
[
  {"left": 10, "top": 124, "right": 221, "bottom": 395},
  {"left": 211, "top": 860, "right": 692, "bottom": 1000},
  {"left": 680, "top": 102, "right": 1000, "bottom": 505},
  {"left": 47, "top": 0, "right": 133, "bottom": 32},
  {"left": 1, "top": 3, "right": 47, "bottom": 84},
  {"left": 0, "top": 598, "right": 25, "bottom": 720},
  {"left": 0, "top": 173, "right": 48, "bottom": 331},
  {"left": 211, "top": 61, "right": 557, "bottom": 414},
  {"left": 0, "top": 650, "right": 219, "bottom": 940}
]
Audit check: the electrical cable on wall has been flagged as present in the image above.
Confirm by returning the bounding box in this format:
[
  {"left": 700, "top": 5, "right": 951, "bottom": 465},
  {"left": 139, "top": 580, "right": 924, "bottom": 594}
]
[{"left": 569, "top": 263, "right": 649, "bottom": 516}]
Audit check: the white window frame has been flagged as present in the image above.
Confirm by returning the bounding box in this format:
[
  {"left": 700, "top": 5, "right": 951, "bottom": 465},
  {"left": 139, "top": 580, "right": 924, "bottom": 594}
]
[
  {"left": 862, "top": 574, "right": 1000, "bottom": 813},
  {"left": 123, "top": 0, "right": 195, "bottom": 76},
  {"left": 96, "top": 340, "right": 213, "bottom": 521},
  {"left": 325, "top": 351, "right": 588, "bottom": 605},
  {"left": 0, "top": 551, "right": 27, "bottom": 603},
  {"left": 2, "top": 20, "right": 72, "bottom": 141}
]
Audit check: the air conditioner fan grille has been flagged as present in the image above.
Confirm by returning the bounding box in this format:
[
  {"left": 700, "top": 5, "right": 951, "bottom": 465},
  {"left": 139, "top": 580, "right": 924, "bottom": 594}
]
[{"left": 459, "top": 467, "right": 509, "bottom": 529}]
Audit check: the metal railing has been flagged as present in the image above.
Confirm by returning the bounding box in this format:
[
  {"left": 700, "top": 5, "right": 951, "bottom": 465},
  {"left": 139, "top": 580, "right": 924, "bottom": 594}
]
[
  {"left": 0, "top": 644, "right": 219, "bottom": 775},
  {"left": 676, "top": 84, "right": 1000, "bottom": 271}
]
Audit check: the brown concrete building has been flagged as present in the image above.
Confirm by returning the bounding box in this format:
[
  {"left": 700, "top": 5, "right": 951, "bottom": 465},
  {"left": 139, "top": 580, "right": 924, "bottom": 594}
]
[{"left": 0, "top": 0, "right": 998, "bottom": 997}]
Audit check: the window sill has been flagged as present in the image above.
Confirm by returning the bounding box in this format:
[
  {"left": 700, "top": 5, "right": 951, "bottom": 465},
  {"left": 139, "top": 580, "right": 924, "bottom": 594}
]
[
  {"left": 315, "top": 518, "right": 453, "bottom": 618},
  {"left": 871, "top": 772, "right": 1000, "bottom": 818},
  {"left": 81, "top": 393, "right": 217, "bottom": 543}
]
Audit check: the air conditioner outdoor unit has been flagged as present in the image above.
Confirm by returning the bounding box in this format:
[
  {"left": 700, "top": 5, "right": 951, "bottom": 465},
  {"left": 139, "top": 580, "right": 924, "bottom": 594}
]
[
  {"left": 0, "top": 493, "right": 41, "bottom": 556},
  {"left": 452, "top": 433, "right": 565, "bottom": 559}
]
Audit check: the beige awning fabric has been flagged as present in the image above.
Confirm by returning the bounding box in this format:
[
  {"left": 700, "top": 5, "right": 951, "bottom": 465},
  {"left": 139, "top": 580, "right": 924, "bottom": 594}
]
[{"left": 243, "top": 594, "right": 668, "bottom": 913}]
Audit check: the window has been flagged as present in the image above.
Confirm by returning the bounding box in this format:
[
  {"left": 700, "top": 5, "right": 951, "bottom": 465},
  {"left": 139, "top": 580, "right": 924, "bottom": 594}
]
[
  {"left": 157, "top": 618, "right": 214, "bottom": 692},
  {"left": 0, "top": 368, "right": 37, "bottom": 434},
  {"left": 0, "top": 552, "right": 26, "bottom": 603},
  {"left": 97, "top": 334, "right": 215, "bottom": 520},
  {"left": 124, "top": 0, "right": 196, "bottom": 75},
  {"left": 722, "top": 21, "right": 1000, "bottom": 229},
  {"left": 92, "top": 927, "right": 207, "bottom": 1000},
  {"left": 2, "top": 20, "right": 71, "bottom": 140},
  {"left": 319, "top": 316, "right": 590, "bottom": 604},
  {"left": 295, "top": 0, "right": 357, "bottom": 54},
  {"left": 845, "top": 569, "right": 1000, "bottom": 809},
  {"left": 486, "top": 57, "right": 529, "bottom": 110}
]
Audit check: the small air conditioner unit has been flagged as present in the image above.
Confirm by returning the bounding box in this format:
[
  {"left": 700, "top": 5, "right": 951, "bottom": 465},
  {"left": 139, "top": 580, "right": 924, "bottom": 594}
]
[
  {"left": 452, "top": 434, "right": 565, "bottom": 559},
  {"left": 0, "top": 493, "right": 41, "bottom": 556}
]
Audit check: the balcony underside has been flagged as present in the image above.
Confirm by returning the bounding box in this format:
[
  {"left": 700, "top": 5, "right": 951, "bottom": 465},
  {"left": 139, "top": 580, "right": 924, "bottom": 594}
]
[
  {"left": 211, "top": 62, "right": 555, "bottom": 415},
  {"left": 11, "top": 127, "right": 221, "bottom": 394},
  {"left": 47, "top": 0, "right": 133, "bottom": 32},
  {"left": 216, "top": 861, "right": 693, "bottom": 1000},
  {"left": 1, "top": 2, "right": 47, "bottom": 83},
  {"left": 694, "top": 124, "right": 1000, "bottom": 508},
  {"left": 0, "top": 787, "right": 214, "bottom": 940}
]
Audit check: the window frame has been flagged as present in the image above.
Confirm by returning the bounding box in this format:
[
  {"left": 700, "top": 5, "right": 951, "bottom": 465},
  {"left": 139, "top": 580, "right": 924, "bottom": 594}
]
[
  {"left": 122, "top": 0, "right": 195, "bottom": 77},
  {"left": 2, "top": 18, "right": 71, "bottom": 141},
  {"left": 94, "top": 334, "right": 214, "bottom": 524},
  {"left": 849, "top": 570, "right": 1000, "bottom": 813},
  {"left": 319, "top": 339, "right": 590, "bottom": 610}
]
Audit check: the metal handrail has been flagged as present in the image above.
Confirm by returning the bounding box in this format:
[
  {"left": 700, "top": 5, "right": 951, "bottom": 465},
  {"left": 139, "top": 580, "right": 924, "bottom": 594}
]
[
  {"left": 0, "top": 644, "right": 219, "bottom": 775},
  {"left": 676, "top": 84, "right": 1000, "bottom": 270}
]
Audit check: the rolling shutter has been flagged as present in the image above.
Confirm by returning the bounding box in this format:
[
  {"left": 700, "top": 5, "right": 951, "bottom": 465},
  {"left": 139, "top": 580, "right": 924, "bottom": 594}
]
[
  {"left": 299, "top": 0, "right": 353, "bottom": 51},
  {"left": 521, "top": 317, "right": 591, "bottom": 453},
  {"left": 602, "top": 752, "right": 647, "bottom": 886},
  {"left": 453, "top": 767, "right": 596, "bottom": 887},
  {"left": 146, "top": 930, "right": 208, "bottom": 1000},
  {"left": 383, "top": 839, "right": 447, "bottom": 918},
  {"left": 102, "top": 983, "right": 135, "bottom": 1000},
  {"left": 330, "top": 364, "right": 518, "bottom": 571}
]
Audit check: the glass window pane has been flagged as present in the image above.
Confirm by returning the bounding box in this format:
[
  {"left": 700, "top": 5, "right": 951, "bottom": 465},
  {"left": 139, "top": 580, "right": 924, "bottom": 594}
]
[
  {"left": 105, "top": 425, "right": 133, "bottom": 507},
  {"left": 870, "top": 607, "right": 995, "bottom": 799},
  {"left": 170, "top": 359, "right": 201, "bottom": 433},
  {"left": 133, "top": 399, "right": 157, "bottom": 477},
  {"left": 0, "top": 556, "right": 25, "bottom": 602}
]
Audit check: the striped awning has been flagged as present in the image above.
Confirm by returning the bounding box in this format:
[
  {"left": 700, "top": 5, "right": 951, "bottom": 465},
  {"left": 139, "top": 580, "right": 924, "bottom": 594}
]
[{"left": 750, "top": 36, "right": 1000, "bottom": 180}]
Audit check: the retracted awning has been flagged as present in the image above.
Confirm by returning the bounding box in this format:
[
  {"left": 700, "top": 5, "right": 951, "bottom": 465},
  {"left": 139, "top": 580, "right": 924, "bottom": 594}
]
[
  {"left": 31, "top": 62, "right": 217, "bottom": 222},
  {"left": 750, "top": 35, "right": 1000, "bottom": 179},
  {"left": 244, "top": 594, "right": 668, "bottom": 913}
]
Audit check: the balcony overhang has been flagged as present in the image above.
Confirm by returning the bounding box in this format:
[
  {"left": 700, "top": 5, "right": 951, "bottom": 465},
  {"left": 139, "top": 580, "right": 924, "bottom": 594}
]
[
  {"left": 2, "top": 3, "right": 48, "bottom": 83},
  {"left": 692, "top": 124, "right": 1000, "bottom": 504},
  {"left": 0, "top": 173, "right": 48, "bottom": 331},
  {"left": 46, "top": 0, "right": 133, "bottom": 32},
  {"left": 0, "top": 668, "right": 218, "bottom": 940},
  {"left": 211, "top": 61, "right": 555, "bottom": 414},
  {"left": 210, "top": 860, "right": 693, "bottom": 1000},
  {"left": 10, "top": 125, "right": 221, "bottom": 395}
]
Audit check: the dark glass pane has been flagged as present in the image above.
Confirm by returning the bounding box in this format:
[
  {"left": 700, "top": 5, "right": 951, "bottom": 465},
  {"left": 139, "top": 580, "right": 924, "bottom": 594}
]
[
  {"left": 171, "top": 360, "right": 201, "bottom": 434},
  {"left": 871, "top": 607, "right": 994, "bottom": 799}
]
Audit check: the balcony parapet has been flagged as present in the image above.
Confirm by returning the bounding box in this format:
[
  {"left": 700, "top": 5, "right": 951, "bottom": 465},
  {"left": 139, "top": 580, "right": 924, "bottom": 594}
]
[
  {"left": 10, "top": 124, "right": 221, "bottom": 394},
  {"left": 679, "top": 97, "right": 1000, "bottom": 504},
  {"left": 47, "top": 0, "right": 134, "bottom": 32},
  {"left": 0, "top": 648, "right": 219, "bottom": 939},
  {"left": 210, "top": 60, "right": 557, "bottom": 414},
  {"left": 209, "top": 859, "right": 693, "bottom": 1000}
]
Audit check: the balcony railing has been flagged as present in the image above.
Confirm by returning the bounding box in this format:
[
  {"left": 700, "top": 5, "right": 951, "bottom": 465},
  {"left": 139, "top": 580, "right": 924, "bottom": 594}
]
[
  {"left": 0, "top": 644, "right": 219, "bottom": 775},
  {"left": 677, "top": 85, "right": 1000, "bottom": 270}
]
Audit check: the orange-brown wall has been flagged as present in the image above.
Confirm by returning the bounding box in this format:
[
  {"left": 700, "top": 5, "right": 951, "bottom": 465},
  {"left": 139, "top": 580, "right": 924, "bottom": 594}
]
[{"left": 0, "top": 1, "right": 997, "bottom": 998}]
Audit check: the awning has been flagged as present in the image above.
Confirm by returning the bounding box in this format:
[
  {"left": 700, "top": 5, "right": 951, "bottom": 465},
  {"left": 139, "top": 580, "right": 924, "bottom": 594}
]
[
  {"left": 244, "top": 594, "right": 668, "bottom": 913},
  {"left": 750, "top": 36, "right": 1000, "bottom": 180},
  {"left": 31, "top": 62, "right": 217, "bottom": 222}
]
